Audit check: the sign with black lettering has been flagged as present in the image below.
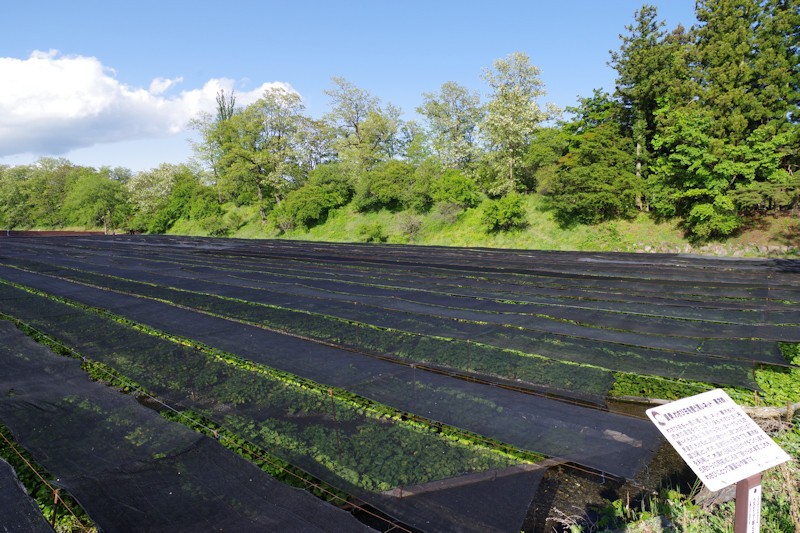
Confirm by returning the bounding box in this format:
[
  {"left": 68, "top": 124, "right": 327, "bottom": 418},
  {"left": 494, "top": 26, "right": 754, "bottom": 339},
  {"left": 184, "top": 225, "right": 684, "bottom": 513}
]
[{"left": 646, "top": 389, "right": 790, "bottom": 492}]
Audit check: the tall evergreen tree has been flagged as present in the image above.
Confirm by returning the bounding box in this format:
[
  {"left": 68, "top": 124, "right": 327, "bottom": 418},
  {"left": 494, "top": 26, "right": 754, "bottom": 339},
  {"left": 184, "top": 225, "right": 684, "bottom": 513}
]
[
  {"left": 546, "top": 91, "right": 640, "bottom": 225},
  {"left": 646, "top": 0, "right": 799, "bottom": 237},
  {"left": 609, "top": 5, "right": 669, "bottom": 185},
  {"left": 695, "top": 0, "right": 762, "bottom": 142}
]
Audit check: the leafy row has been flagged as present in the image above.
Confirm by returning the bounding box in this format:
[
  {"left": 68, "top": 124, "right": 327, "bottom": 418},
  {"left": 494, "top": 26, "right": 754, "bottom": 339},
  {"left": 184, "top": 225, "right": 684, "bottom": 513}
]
[{"left": 0, "top": 281, "right": 539, "bottom": 496}]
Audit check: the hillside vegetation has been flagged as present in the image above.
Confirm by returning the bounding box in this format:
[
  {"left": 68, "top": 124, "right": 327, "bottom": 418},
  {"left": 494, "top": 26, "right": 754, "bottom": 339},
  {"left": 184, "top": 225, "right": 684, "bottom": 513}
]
[
  {"left": 160, "top": 194, "right": 798, "bottom": 257},
  {"left": 2, "top": 1, "right": 798, "bottom": 250}
]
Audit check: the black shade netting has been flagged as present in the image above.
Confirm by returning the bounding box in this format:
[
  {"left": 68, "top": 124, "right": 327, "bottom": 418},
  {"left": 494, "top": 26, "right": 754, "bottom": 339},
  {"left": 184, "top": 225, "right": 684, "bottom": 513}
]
[
  {"left": 10, "top": 254, "right": 788, "bottom": 364},
  {"left": 3, "top": 241, "right": 797, "bottom": 347},
  {"left": 0, "top": 264, "right": 617, "bottom": 402},
  {"left": 0, "top": 282, "right": 660, "bottom": 533},
  {"left": 0, "top": 321, "right": 372, "bottom": 533},
  {"left": 0, "top": 458, "right": 53, "bottom": 533},
  {"left": 0, "top": 260, "right": 769, "bottom": 391}
]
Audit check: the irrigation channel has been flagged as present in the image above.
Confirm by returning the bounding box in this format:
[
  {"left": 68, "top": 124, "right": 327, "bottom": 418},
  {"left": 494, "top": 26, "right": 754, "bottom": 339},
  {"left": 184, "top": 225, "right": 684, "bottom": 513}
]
[{"left": 0, "top": 235, "right": 797, "bottom": 532}]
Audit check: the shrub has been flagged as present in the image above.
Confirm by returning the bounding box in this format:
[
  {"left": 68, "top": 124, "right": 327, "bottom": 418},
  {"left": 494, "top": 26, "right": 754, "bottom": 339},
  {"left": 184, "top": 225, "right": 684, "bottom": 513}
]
[
  {"left": 201, "top": 215, "right": 230, "bottom": 237},
  {"left": 481, "top": 193, "right": 528, "bottom": 232},
  {"left": 396, "top": 213, "right": 423, "bottom": 240},
  {"left": 306, "top": 163, "right": 353, "bottom": 207},
  {"left": 430, "top": 170, "right": 480, "bottom": 208},
  {"left": 356, "top": 222, "right": 387, "bottom": 243},
  {"left": 353, "top": 161, "right": 431, "bottom": 212},
  {"left": 432, "top": 202, "right": 464, "bottom": 225},
  {"left": 283, "top": 185, "right": 330, "bottom": 228},
  {"left": 271, "top": 166, "right": 355, "bottom": 232},
  {"left": 225, "top": 210, "right": 246, "bottom": 231},
  {"left": 270, "top": 202, "right": 296, "bottom": 233}
]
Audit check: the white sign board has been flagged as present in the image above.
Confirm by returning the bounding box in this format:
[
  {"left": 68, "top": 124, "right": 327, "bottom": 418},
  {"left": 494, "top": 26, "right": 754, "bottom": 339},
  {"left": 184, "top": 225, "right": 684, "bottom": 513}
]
[
  {"left": 746, "top": 483, "right": 762, "bottom": 533},
  {"left": 646, "top": 389, "right": 790, "bottom": 492}
]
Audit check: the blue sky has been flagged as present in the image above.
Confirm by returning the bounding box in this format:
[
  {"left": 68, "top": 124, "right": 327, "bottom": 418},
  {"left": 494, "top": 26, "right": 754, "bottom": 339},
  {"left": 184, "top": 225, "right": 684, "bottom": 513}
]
[{"left": 0, "top": 1, "right": 697, "bottom": 172}]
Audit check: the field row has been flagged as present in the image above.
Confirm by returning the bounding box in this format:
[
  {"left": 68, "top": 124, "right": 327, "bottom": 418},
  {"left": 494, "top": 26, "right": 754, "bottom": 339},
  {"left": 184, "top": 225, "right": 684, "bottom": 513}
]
[{"left": 0, "top": 236, "right": 797, "bottom": 532}]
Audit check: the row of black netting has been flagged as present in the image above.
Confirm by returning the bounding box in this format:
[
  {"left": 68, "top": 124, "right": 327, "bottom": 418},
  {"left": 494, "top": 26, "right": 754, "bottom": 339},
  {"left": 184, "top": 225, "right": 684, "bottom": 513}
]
[
  {"left": 0, "top": 277, "right": 659, "bottom": 532},
  {"left": 0, "top": 255, "right": 781, "bottom": 344},
  {"left": 5, "top": 235, "right": 800, "bottom": 321},
  {"left": 9, "top": 235, "right": 800, "bottom": 303},
  {"left": 0, "top": 235, "right": 797, "bottom": 532},
  {"left": 0, "top": 244, "right": 795, "bottom": 391},
  {"left": 45, "top": 233, "right": 800, "bottom": 286},
  {"left": 0, "top": 321, "right": 372, "bottom": 532},
  {"left": 0, "top": 456, "right": 53, "bottom": 532}
]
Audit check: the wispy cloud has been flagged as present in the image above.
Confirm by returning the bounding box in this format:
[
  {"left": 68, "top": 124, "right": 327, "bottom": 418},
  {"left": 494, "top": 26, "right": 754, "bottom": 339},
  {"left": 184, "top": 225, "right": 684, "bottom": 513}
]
[{"left": 0, "top": 50, "right": 293, "bottom": 158}]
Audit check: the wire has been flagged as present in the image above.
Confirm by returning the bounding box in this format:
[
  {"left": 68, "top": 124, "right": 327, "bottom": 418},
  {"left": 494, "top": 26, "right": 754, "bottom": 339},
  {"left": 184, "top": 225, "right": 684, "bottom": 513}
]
[
  {"left": 2, "top": 317, "right": 412, "bottom": 533},
  {"left": 0, "top": 428, "right": 90, "bottom": 531}
]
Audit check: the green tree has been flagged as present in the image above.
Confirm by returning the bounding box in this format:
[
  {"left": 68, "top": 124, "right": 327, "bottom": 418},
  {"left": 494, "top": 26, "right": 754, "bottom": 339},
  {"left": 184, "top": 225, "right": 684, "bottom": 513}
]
[
  {"left": 25, "top": 157, "right": 75, "bottom": 227},
  {"left": 324, "top": 77, "right": 402, "bottom": 174},
  {"left": 0, "top": 166, "right": 32, "bottom": 233},
  {"left": 61, "top": 170, "right": 129, "bottom": 234},
  {"left": 295, "top": 116, "right": 337, "bottom": 171},
  {"left": 270, "top": 162, "right": 354, "bottom": 231},
  {"left": 126, "top": 164, "right": 219, "bottom": 234},
  {"left": 547, "top": 91, "right": 640, "bottom": 226},
  {"left": 190, "top": 89, "right": 238, "bottom": 203},
  {"left": 417, "top": 81, "right": 483, "bottom": 171},
  {"left": 646, "top": 0, "right": 799, "bottom": 237},
  {"left": 126, "top": 163, "right": 182, "bottom": 228},
  {"left": 526, "top": 127, "right": 569, "bottom": 196},
  {"left": 218, "top": 87, "right": 306, "bottom": 222},
  {"left": 695, "top": 0, "right": 762, "bottom": 143},
  {"left": 481, "top": 52, "right": 556, "bottom": 195},
  {"left": 609, "top": 5, "right": 673, "bottom": 188},
  {"left": 353, "top": 160, "right": 427, "bottom": 212},
  {"left": 650, "top": 105, "right": 741, "bottom": 238}
]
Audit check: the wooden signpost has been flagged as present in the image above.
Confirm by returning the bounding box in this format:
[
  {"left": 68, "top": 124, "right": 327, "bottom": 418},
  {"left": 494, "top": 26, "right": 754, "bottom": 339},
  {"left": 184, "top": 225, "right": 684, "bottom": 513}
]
[{"left": 646, "top": 389, "right": 791, "bottom": 533}]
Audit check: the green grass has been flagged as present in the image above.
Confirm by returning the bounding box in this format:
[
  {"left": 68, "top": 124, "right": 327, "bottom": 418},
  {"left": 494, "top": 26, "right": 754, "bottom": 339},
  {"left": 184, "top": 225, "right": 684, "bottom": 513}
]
[{"left": 231, "top": 195, "right": 694, "bottom": 252}]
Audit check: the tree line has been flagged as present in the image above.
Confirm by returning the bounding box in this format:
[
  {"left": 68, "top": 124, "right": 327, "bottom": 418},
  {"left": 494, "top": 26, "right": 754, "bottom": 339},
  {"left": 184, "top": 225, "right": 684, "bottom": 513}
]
[{"left": 1, "top": 0, "right": 797, "bottom": 240}]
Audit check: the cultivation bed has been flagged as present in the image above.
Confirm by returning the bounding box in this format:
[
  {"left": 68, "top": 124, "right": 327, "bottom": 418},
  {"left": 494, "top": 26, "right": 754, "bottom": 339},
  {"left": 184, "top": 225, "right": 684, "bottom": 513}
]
[
  {"left": 0, "top": 321, "right": 371, "bottom": 532},
  {"left": 0, "top": 457, "right": 52, "bottom": 532},
  {"left": 0, "top": 235, "right": 797, "bottom": 532}
]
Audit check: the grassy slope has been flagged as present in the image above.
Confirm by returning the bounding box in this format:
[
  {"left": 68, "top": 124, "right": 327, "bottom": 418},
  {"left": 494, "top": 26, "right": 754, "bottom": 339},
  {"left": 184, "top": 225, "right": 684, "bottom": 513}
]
[{"left": 210, "top": 195, "right": 798, "bottom": 256}]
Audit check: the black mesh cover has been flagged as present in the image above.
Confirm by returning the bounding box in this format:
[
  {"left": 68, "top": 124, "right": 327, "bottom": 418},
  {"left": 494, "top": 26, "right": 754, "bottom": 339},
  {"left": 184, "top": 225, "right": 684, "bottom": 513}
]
[
  {"left": 0, "top": 321, "right": 372, "bottom": 533},
  {"left": 0, "top": 457, "right": 53, "bottom": 533}
]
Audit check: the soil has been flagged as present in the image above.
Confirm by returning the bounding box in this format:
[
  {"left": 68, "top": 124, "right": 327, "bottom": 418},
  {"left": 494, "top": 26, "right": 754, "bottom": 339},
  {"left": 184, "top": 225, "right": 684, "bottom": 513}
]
[{"left": 0, "top": 230, "right": 105, "bottom": 237}]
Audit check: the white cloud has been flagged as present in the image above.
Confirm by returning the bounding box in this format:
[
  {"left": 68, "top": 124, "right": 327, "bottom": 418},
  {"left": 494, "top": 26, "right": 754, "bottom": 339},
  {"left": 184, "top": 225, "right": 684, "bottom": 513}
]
[
  {"left": 0, "top": 50, "right": 295, "bottom": 158},
  {"left": 149, "top": 76, "right": 184, "bottom": 95}
]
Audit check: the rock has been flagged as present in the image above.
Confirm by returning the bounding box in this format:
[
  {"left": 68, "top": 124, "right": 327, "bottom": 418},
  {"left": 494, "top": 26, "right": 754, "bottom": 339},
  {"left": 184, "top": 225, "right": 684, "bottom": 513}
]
[{"left": 694, "top": 483, "right": 736, "bottom": 509}]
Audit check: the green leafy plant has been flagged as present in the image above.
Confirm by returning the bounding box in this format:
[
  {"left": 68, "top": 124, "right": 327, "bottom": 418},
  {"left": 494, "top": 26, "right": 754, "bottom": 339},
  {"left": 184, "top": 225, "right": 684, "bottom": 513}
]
[
  {"left": 481, "top": 193, "right": 528, "bottom": 232},
  {"left": 0, "top": 425, "right": 95, "bottom": 532},
  {"left": 430, "top": 169, "right": 481, "bottom": 208},
  {"left": 356, "top": 221, "right": 387, "bottom": 242}
]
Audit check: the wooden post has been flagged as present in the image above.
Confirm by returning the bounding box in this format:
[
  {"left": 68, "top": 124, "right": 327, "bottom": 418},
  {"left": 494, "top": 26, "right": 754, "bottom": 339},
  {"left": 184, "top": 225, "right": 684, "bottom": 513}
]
[
  {"left": 734, "top": 473, "right": 762, "bottom": 533},
  {"left": 51, "top": 489, "right": 60, "bottom": 528}
]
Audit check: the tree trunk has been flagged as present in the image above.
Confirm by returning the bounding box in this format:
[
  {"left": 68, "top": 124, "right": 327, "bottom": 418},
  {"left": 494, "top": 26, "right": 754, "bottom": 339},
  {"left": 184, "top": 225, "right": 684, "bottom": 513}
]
[
  {"left": 635, "top": 142, "right": 645, "bottom": 211},
  {"left": 509, "top": 151, "right": 514, "bottom": 190},
  {"left": 215, "top": 170, "right": 223, "bottom": 204},
  {"left": 256, "top": 182, "right": 267, "bottom": 223},
  {"left": 635, "top": 141, "right": 642, "bottom": 180}
]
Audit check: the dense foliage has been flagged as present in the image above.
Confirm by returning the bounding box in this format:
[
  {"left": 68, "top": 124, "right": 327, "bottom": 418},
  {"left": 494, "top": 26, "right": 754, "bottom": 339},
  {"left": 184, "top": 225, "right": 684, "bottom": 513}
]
[{"left": 1, "top": 1, "right": 797, "bottom": 240}]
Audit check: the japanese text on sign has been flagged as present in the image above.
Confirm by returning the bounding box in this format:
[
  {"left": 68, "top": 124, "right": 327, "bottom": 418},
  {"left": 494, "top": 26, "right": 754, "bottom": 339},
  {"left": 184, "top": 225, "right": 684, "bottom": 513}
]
[{"left": 646, "top": 389, "right": 790, "bottom": 492}]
